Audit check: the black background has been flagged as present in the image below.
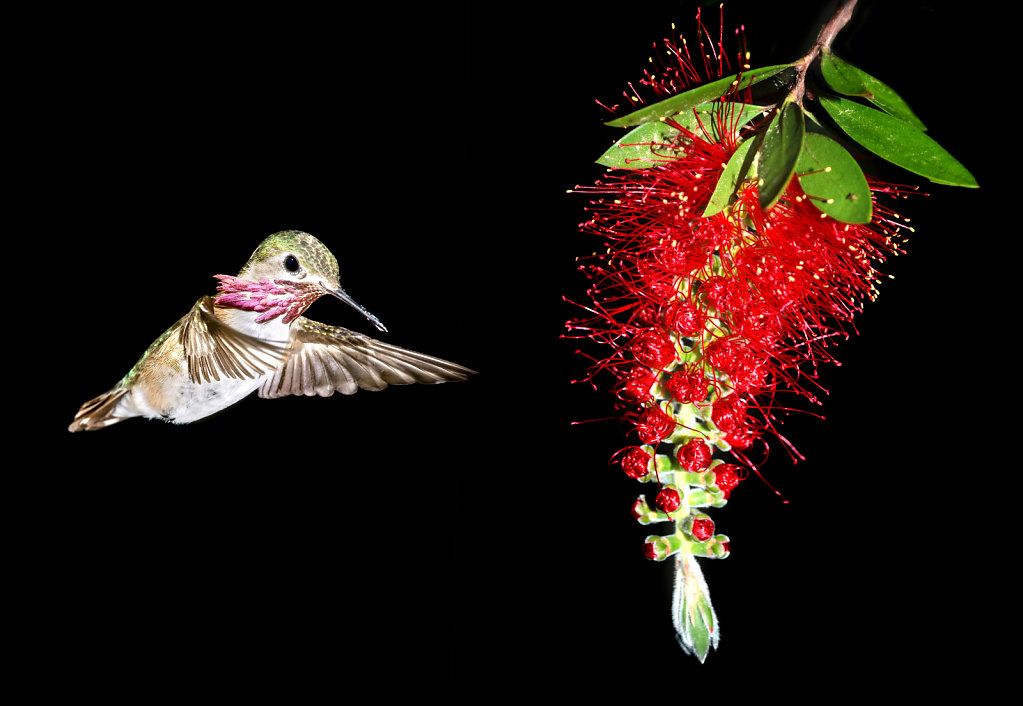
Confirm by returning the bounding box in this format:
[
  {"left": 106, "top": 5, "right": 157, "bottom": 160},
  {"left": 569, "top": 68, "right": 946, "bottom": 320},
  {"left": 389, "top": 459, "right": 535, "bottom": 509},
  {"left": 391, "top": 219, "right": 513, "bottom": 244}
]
[{"left": 16, "top": 0, "right": 1010, "bottom": 697}]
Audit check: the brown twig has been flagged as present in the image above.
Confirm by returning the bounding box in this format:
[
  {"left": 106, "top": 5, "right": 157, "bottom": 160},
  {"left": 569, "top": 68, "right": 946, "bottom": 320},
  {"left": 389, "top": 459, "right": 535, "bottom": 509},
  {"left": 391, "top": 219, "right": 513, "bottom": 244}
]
[{"left": 790, "top": 0, "right": 859, "bottom": 106}]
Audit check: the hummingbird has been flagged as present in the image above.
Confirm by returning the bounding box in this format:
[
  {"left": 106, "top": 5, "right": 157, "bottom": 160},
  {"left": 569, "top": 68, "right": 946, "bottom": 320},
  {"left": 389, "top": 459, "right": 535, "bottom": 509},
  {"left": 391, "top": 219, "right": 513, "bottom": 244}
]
[{"left": 69, "top": 230, "right": 474, "bottom": 431}]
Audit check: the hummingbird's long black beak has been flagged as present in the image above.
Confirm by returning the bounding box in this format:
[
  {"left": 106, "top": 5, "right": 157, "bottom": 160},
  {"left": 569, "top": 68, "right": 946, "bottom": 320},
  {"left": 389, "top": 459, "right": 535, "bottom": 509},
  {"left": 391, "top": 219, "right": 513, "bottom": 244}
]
[{"left": 322, "top": 282, "right": 388, "bottom": 333}]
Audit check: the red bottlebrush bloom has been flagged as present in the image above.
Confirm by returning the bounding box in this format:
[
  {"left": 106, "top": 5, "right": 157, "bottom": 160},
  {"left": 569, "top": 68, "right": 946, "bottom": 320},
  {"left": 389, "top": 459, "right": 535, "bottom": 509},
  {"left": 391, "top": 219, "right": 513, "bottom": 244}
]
[{"left": 565, "top": 1, "right": 973, "bottom": 664}]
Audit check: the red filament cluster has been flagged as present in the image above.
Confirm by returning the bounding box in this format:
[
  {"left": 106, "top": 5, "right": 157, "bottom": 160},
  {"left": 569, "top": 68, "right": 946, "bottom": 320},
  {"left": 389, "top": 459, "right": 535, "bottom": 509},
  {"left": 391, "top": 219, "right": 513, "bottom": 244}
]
[{"left": 567, "top": 50, "right": 909, "bottom": 556}]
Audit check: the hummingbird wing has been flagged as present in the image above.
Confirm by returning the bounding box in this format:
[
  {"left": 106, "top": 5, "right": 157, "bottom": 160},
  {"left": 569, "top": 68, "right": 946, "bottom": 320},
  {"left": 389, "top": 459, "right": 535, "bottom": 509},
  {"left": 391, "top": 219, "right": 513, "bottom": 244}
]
[
  {"left": 180, "top": 296, "right": 286, "bottom": 384},
  {"left": 257, "top": 317, "right": 475, "bottom": 398}
]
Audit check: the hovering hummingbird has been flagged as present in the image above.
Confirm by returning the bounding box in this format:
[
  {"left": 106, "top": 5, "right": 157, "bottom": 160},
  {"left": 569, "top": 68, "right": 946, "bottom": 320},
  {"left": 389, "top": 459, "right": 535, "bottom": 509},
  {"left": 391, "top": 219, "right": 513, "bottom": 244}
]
[{"left": 69, "top": 230, "right": 474, "bottom": 431}]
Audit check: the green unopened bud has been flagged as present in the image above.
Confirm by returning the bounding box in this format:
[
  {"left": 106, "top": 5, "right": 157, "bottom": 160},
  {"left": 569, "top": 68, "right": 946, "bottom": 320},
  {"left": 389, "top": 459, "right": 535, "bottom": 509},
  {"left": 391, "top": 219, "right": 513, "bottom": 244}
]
[
  {"left": 630, "top": 496, "right": 662, "bottom": 525},
  {"left": 691, "top": 534, "right": 731, "bottom": 559},
  {"left": 687, "top": 486, "right": 726, "bottom": 508},
  {"left": 642, "top": 533, "right": 685, "bottom": 561}
]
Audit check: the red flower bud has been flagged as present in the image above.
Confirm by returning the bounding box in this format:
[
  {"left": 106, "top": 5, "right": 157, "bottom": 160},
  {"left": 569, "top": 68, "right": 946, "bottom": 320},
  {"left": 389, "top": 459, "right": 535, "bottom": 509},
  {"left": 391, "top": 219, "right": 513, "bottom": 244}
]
[
  {"left": 630, "top": 498, "right": 649, "bottom": 519},
  {"left": 677, "top": 439, "right": 712, "bottom": 472},
  {"left": 615, "top": 367, "right": 655, "bottom": 403},
  {"left": 665, "top": 366, "right": 706, "bottom": 403},
  {"left": 620, "top": 446, "right": 652, "bottom": 479},
  {"left": 634, "top": 405, "right": 676, "bottom": 444},
  {"left": 711, "top": 394, "right": 748, "bottom": 434},
  {"left": 632, "top": 303, "right": 661, "bottom": 328},
  {"left": 712, "top": 463, "right": 743, "bottom": 498},
  {"left": 701, "top": 276, "right": 748, "bottom": 313},
  {"left": 705, "top": 336, "right": 743, "bottom": 375},
  {"left": 655, "top": 488, "right": 681, "bottom": 514},
  {"left": 631, "top": 330, "right": 676, "bottom": 368},
  {"left": 691, "top": 517, "right": 714, "bottom": 541},
  {"left": 729, "top": 355, "right": 770, "bottom": 394},
  {"left": 724, "top": 429, "right": 755, "bottom": 450},
  {"left": 663, "top": 299, "right": 706, "bottom": 337}
]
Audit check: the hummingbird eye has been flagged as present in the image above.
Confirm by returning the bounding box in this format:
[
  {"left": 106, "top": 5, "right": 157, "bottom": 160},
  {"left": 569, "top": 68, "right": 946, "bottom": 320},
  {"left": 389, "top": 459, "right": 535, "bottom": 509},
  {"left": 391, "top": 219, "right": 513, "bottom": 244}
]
[{"left": 284, "top": 255, "right": 300, "bottom": 273}]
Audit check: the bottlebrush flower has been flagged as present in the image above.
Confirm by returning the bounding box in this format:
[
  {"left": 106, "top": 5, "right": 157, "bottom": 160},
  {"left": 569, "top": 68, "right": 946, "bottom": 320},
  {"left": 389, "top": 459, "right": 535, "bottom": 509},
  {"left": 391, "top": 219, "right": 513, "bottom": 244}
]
[{"left": 566, "top": 1, "right": 974, "bottom": 662}]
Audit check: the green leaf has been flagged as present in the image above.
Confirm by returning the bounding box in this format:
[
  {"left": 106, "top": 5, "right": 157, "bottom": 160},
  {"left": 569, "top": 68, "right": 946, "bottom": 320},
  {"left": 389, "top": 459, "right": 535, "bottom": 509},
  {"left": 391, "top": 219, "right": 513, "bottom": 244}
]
[
  {"left": 796, "top": 133, "right": 872, "bottom": 224},
  {"left": 673, "top": 550, "right": 719, "bottom": 663},
  {"left": 597, "top": 103, "right": 769, "bottom": 170},
  {"left": 820, "top": 50, "right": 870, "bottom": 97},
  {"left": 819, "top": 96, "right": 977, "bottom": 187},
  {"left": 821, "top": 52, "right": 926, "bottom": 130},
  {"left": 758, "top": 100, "right": 805, "bottom": 211},
  {"left": 596, "top": 120, "right": 687, "bottom": 169},
  {"left": 703, "top": 137, "right": 757, "bottom": 217},
  {"left": 605, "top": 64, "right": 791, "bottom": 127},
  {"left": 671, "top": 102, "right": 769, "bottom": 140}
]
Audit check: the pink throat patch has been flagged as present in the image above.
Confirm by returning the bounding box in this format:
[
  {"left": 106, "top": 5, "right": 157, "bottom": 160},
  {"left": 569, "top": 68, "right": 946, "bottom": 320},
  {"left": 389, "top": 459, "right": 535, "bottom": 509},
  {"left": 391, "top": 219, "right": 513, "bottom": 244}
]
[{"left": 213, "top": 275, "right": 321, "bottom": 324}]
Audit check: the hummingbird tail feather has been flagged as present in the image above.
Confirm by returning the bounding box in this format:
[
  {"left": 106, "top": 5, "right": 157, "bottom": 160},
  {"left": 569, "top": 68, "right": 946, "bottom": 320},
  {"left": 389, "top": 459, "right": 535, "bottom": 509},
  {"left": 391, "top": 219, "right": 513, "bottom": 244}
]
[{"left": 68, "top": 388, "right": 131, "bottom": 432}]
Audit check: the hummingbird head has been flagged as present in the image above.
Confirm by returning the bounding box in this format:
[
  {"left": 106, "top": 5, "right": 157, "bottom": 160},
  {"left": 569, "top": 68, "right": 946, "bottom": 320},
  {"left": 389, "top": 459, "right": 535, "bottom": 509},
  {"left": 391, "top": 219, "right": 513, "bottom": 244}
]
[
  {"left": 241, "top": 230, "right": 339, "bottom": 284},
  {"left": 216, "top": 230, "right": 387, "bottom": 331}
]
